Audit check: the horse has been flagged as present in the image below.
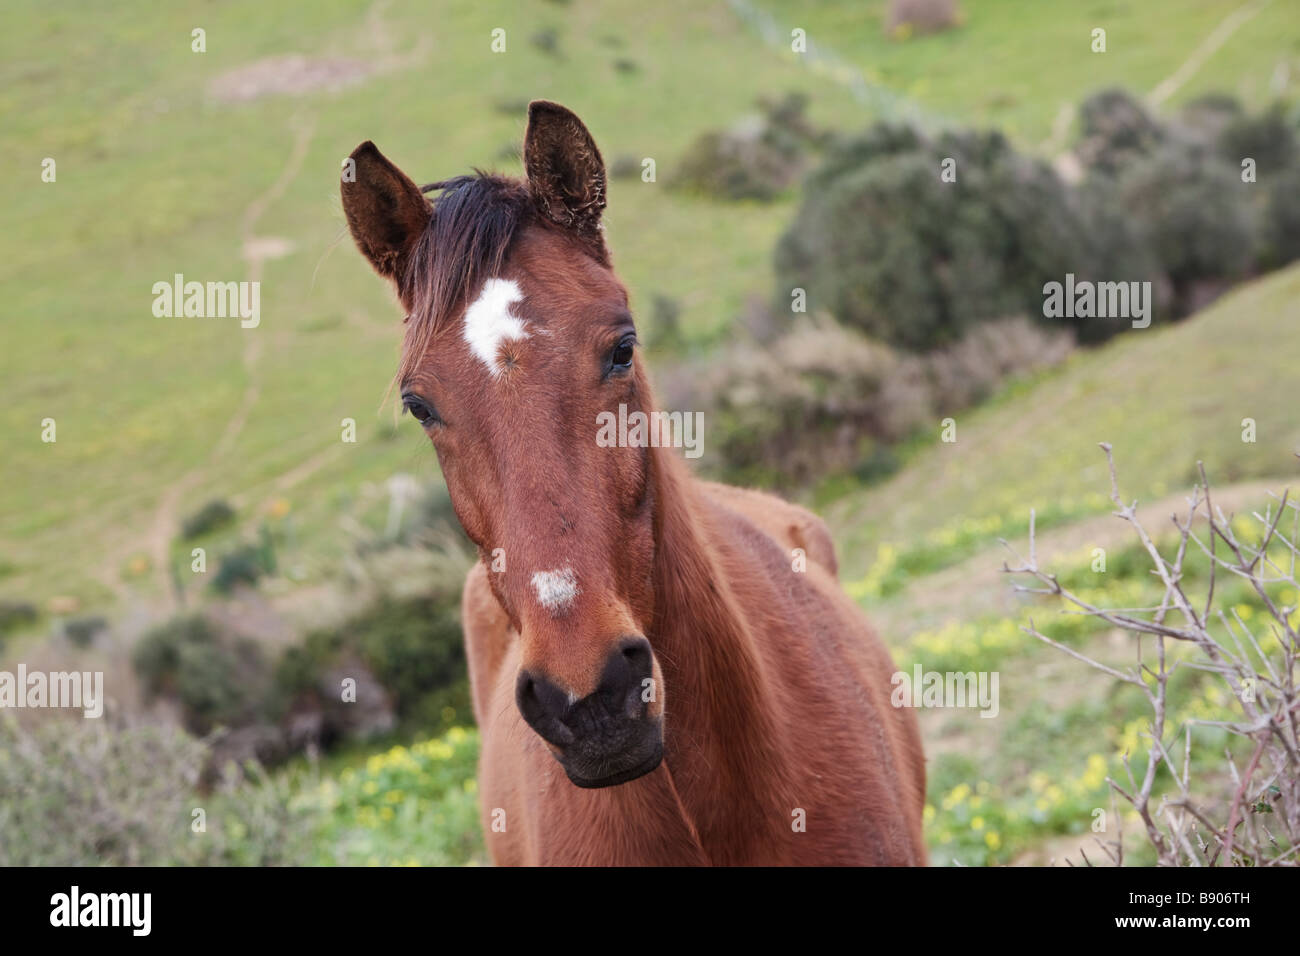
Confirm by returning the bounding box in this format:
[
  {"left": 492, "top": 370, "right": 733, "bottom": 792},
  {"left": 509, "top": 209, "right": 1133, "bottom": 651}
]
[{"left": 341, "top": 100, "right": 926, "bottom": 865}]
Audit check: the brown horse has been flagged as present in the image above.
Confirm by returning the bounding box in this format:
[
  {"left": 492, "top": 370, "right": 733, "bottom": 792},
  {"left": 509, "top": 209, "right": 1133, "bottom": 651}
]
[{"left": 341, "top": 101, "right": 926, "bottom": 865}]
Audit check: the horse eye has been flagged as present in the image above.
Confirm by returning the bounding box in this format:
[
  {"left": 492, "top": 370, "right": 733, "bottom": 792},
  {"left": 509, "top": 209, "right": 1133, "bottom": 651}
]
[
  {"left": 403, "top": 395, "right": 439, "bottom": 426},
  {"left": 610, "top": 336, "right": 635, "bottom": 370}
]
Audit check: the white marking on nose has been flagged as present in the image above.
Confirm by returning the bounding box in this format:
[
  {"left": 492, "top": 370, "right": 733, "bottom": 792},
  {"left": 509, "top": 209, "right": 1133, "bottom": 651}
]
[
  {"left": 462, "top": 278, "right": 528, "bottom": 375},
  {"left": 531, "top": 567, "right": 580, "bottom": 614}
]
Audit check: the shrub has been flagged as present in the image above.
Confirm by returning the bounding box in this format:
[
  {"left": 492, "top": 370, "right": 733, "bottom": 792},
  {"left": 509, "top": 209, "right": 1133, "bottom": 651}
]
[
  {"left": 687, "top": 315, "right": 1071, "bottom": 486},
  {"left": 1075, "top": 88, "right": 1166, "bottom": 178},
  {"left": 0, "top": 715, "right": 316, "bottom": 865},
  {"left": 1006, "top": 448, "right": 1300, "bottom": 866},
  {"left": 776, "top": 126, "right": 1090, "bottom": 350},
  {"left": 1216, "top": 103, "right": 1297, "bottom": 177},
  {"left": 919, "top": 316, "right": 1074, "bottom": 411},
  {"left": 180, "top": 499, "right": 236, "bottom": 539},
  {"left": 698, "top": 316, "right": 899, "bottom": 485},
  {"left": 63, "top": 615, "right": 108, "bottom": 648},
  {"left": 1072, "top": 177, "right": 1169, "bottom": 343},
  {"left": 276, "top": 591, "right": 470, "bottom": 737},
  {"left": 672, "top": 93, "right": 817, "bottom": 201},
  {"left": 0, "top": 600, "right": 37, "bottom": 634},
  {"left": 1177, "top": 92, "right": 1244, "bottom": 147},
  {"left": 211, "top": 529, "right": 276, "bottom": 593},
  {"left": 1115, "top": 142, "right": 1256, "bottom": 311},
  {"left": 1262, "top": 164, "right": 1300, "bottom": 268},
  {"left": 777, "top": 93, "right": 1296, "bottom": 358},
  {"left": 0, "top": 715, "right": 205, "bottom": 865},
  {"left": 132, "top": 615, "right": 272, "bottom": 734}
]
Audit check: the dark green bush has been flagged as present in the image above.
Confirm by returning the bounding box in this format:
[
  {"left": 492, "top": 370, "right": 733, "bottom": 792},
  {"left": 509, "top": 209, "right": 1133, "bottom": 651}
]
[
  {"left": 672, "top": 93, "right": 817, "bottom": 201},
  {"left": 276, "top": 591, "right": 470, "bottom": 735},
  {"left": 1216, "top": 104, "right": 1297, "bottom": 177},
  {"left": 63, "top": 615, "right": 107, "bottom": 647},
  {"left": 212, "top": 531, "right": 276, "bottom": 593},
  {"left": 0, "top": 600, "right": 37, "bottom": 634},
  {"left": 778, "top": 95, "right": 1298, "bottom": 355},
  {"left": 1072, "top": 177, "right": 1168, "bottom": 343},
  {"left": 1075, "top": 88, "right": 1165, "bottom": 178},
  {"left": 180, "top": 499, "right": 236, "bottom": 539},
  {"left": 776, "top": 126, "right": 1091, "bottom": 350},
  {"left": 1263, "top": 164, "right": 1300, "bottom": 268},
  {"left": 1115, "top": 143, "right": 1256, "bottom": 310},
  {"left": 133, "top": 615, "right": 271, "bottom": 734}
]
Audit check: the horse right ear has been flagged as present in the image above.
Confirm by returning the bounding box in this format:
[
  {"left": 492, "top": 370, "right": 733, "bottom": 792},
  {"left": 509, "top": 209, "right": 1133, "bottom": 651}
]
[{"left": 340, "top": 141, "right": 431, "bottom": 283}]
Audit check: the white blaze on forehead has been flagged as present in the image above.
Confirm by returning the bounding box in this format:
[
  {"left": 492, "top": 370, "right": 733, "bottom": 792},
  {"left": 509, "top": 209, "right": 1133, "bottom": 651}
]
[
  {"left": 462, "top": 278, "right": 528, "bottom": 375},
  {"left": 531, "top": 567, "right": 580, "bottom": 614}
]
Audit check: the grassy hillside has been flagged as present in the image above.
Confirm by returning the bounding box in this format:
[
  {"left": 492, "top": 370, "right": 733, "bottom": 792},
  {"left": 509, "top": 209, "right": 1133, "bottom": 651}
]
[
  {"left": 808, "top": 262, "right": 1300, "bottom": 865},
  {"left": 4, "top": 0, "right": 1300, "bottom": 867},
  {"left": 826, "top": 263, "right": 1300, "bottom": 589},
  {"left": 4, "top": 0, "right": 1297, "bottom": 616},
  {"left": 1, "top": 0, "right": 861, "bottom": 611},
  {"left": 754, "top": 0, "right": 1299, "bottom": 142},
  {"left": 818, "top": 264, "right": 1300, "bottom": 865}
]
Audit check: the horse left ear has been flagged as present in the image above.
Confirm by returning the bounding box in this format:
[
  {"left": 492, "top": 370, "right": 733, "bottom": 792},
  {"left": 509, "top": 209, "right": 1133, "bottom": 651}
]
[
  {"left": 524, "top": 100, "right": 607, "bottom": 258},
  {"left": 340, "top": 141, "right": 431, "bottom": 285}
]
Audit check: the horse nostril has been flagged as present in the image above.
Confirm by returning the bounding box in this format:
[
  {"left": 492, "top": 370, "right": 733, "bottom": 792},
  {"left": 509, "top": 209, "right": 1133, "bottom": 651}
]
[
  {"left": 595, "top": 636, "right": 654, "bottom": 715},
  {"left": 620, "top": 637, "right": 653, "bottom": 678},
  {"left": 516, "top": 673, "right": 541, "bottom": 720},
  {"left": 515, "top": 670, "right": 575, "bottom": 747}
]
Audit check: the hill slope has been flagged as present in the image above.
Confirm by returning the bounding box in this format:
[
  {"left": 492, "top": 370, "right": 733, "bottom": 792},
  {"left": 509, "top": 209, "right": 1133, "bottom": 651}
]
[{"left": 827, "top": 263, "right": 1300, "bottom": 600}]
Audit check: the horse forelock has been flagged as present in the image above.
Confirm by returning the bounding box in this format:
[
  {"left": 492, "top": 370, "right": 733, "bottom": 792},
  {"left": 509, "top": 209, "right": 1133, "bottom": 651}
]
[{"left": 396, "top": 172, "right": 532, "bottom": 387}]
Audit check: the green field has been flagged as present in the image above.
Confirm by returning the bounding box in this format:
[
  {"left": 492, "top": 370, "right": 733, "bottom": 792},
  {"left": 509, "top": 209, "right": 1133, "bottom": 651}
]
[
  {"left": 4, "top": 0, "right": 1297, "bottom": 614},
  {"left": 3, "top": 0, "right": 1300, "bottom": 866}
]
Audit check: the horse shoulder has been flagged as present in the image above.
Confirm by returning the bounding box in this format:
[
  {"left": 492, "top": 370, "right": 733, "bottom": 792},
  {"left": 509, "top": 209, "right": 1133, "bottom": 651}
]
[
  {"left": 698, "top": 481, "right": 838, "bottom": 577},
  {"left": 699, "top": 481, "right": 926, "bottom": 863}
]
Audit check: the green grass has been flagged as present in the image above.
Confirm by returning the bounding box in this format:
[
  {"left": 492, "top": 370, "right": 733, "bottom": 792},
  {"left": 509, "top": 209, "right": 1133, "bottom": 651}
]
[
  {"left": 754, "top": 0, "right": 1300, "bottom": 144},
  {"left": 826, "top": 264, "right": 1300, "bottom": 585},
  {"left": 292, "top": 726, "right": 485, "bottom": 866},
  {"left": 4, "top": 0, "right": 1298, "bottom": 615},
  {"left": 902, "top": 521, "right": 1285, "bottom": 865},
  {"left": 1, "top": 0, "right": 868, "bottom": 612},
  {"left": 4, "top": 0, "right": 1300, "bottom": 866}
]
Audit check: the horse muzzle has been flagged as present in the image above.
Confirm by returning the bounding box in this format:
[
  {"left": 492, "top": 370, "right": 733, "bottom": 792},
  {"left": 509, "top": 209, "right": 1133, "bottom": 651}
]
[{"left": 515, "top": 635, "right": 664, "bottom": 788}]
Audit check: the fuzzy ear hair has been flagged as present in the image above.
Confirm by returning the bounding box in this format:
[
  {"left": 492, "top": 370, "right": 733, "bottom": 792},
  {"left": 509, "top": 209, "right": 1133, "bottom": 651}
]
[
  {"left": 523, "top": 100, "right": 607, "bottom": 258},
  {"left": 340, "top": 141, "right": 432, "bottom": 284}
]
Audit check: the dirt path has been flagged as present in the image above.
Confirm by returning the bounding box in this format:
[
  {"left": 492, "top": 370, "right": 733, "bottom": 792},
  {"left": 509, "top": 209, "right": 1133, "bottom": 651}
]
[
  {"left": 873, "top": 477, "right": 1292, "bottom": 638},
  {"left": 1148, "top": 0, "right": 1272, "bottom": 107},
  {"left": 94, "top": 0, "right": 434, "bottom": 610},
  {"left": 119, "top": 118, "right": 316, "bottom": 608}
]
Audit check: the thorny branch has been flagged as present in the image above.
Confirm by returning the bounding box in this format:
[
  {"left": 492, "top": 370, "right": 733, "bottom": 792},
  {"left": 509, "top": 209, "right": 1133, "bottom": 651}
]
[{"left": 1000, "top": 443, "right": 1299, "bottom": 866}]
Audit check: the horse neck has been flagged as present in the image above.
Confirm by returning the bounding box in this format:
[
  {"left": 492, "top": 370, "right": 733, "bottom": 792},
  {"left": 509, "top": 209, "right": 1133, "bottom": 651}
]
[{"left": 647, "top": 446, "right": 792, "bottom": 858}]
